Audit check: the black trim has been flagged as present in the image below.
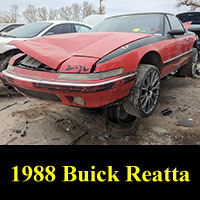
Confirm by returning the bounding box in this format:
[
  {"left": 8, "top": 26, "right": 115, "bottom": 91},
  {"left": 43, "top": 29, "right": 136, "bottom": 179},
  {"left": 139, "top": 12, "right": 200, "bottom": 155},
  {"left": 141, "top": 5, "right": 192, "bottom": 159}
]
[
  {"left": 32, "top": 74, "right": 136, "bottom": 93},
  {"left": 97, "top": 35, "right": 166, "bottom": 64},
  {"left": 97, "top": 33, "right": 192, "bottom": 66},
  {"left": 17, "top": 87, "right": 62, "bottom": 103},
  {"left": 164, "top": 50, "right": 192, "bottom": 67}
]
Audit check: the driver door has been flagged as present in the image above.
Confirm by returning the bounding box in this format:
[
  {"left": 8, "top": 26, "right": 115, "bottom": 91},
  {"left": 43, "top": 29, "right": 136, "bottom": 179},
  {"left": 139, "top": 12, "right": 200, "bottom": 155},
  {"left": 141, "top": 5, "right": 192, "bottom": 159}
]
[{"left": 167, "top": 14, "right": 190, "bottom": 67}]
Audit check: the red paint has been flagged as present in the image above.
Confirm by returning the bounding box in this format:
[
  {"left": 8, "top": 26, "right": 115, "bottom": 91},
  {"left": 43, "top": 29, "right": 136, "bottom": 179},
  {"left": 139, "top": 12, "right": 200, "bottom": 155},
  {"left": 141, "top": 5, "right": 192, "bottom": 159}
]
[{"left": 9, "top": 32, "right": 150, "bottom": 70}]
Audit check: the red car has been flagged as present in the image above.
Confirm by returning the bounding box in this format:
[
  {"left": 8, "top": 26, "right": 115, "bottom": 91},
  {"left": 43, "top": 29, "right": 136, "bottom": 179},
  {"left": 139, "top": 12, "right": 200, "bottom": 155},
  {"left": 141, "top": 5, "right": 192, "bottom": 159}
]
[{"left": 0, "top": 13, "right": 198, "bottom": 124}]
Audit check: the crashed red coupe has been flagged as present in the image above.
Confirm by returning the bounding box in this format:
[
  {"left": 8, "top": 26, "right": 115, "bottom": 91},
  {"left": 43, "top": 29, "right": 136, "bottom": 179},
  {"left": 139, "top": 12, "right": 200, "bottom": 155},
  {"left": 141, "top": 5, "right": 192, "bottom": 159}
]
[{"left": 0, "top": 13, "right": 198, "bottom": 124}]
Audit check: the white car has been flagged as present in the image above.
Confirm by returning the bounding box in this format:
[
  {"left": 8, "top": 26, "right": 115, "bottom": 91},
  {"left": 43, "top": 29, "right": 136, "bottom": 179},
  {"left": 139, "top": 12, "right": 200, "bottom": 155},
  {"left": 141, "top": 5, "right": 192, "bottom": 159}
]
[
  {"left": 0, "top": 21, "right": 92, "bottom": 72},
  {"left": 0, "top": 23, "right": 24, "bottom": 34}
]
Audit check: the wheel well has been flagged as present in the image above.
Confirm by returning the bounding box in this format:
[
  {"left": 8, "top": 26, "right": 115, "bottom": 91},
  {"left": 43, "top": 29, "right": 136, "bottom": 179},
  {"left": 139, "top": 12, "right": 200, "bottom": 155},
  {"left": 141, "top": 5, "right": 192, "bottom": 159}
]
[
  {"left": 139, "top": 51, "right": 162, "bottom": 72},
  {"left": 0, "top": 49, "right": 22, "bottom": 60},
  {"left": 193, "top": 41, "right": 198, "bottom": 49},
  {"left": 5, "top": 49, "right": 22, "bottom": 57}
]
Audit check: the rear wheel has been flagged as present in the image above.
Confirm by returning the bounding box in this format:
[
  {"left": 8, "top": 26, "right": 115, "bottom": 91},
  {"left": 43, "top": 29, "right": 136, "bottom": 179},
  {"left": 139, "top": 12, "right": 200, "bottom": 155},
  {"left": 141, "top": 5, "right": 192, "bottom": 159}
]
[{"left": 177, "top": 48, "right": 198, "bottom": 77}]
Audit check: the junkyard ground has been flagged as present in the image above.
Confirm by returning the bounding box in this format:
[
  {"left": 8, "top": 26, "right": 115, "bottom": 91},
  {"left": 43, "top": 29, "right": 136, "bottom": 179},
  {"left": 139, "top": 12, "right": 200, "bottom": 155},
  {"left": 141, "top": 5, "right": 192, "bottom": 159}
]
[{"left": 0, "top": 65, "right": 200, "bottom": 145}]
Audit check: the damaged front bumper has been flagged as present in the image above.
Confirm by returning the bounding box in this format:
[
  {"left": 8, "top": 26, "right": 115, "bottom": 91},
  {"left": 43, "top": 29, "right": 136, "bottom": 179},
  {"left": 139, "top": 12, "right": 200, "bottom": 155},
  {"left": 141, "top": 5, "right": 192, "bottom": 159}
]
[{"left": 0, "top": 66, "right": 136, "bottom": 108}]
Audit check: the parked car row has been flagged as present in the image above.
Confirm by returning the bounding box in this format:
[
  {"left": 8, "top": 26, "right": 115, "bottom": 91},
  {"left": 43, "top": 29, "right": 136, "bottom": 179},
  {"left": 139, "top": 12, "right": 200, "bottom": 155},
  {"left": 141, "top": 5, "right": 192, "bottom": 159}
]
[{"left": 0, "top": 13, "right": 199, "bottom": 124}]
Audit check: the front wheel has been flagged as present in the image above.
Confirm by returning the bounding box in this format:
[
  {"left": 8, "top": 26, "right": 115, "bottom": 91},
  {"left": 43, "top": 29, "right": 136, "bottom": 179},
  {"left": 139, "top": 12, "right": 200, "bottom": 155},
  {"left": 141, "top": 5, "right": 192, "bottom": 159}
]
[
  {"left": 106, "top": 64, "right": 160, "bottom": 124},
  {"left": 123, "top": 64, "right": 161, "bottom": 118}
]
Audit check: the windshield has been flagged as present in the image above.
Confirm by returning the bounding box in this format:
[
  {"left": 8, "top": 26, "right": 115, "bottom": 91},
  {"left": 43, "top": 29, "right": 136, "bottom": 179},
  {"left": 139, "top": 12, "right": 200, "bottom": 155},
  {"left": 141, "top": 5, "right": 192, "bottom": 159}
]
[
  {"left": 90, "top": 14, "right": 163, "bottom": 34},
  {"left": 177, "top": 13, "right": 200, "bottom": 24},
  {"left": 3, "top": 22, "right": 52, "bottom": 38}
]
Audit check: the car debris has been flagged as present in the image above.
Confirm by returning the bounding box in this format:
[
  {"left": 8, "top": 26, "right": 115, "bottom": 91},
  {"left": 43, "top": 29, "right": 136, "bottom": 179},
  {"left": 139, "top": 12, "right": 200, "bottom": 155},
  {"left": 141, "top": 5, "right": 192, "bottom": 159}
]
[
  {"left": 178, "top": 105, "right": 189, "bottom": 112},
  {"left": 69, "top": 131, "right": 89, "bottom": 145},
  {"left": 123, "top": 136, "right": 132, "bottom": 142},
  {"left": 0, "top": 102, "right": 17, "bottom": 112},
  {"left": 161, "top": 108, "right": 173, "bottom": 116},
  {"left": 97, "top": 133, "right": 110, "bottom": 142},
  {"left": 17, "top": 99, "right": 29, "bottom": 105},
  {"left": 169, "top": 94, "right": 176, "bottom": 99},
  {"left": 14, "top": 126, "right": 28, "bottom": 137},
  {"left": 162, "top": 132, "right": 169, "bottom": 136},
  {"left": 177, "top": 119, "right": 193, "bottom": 127}
]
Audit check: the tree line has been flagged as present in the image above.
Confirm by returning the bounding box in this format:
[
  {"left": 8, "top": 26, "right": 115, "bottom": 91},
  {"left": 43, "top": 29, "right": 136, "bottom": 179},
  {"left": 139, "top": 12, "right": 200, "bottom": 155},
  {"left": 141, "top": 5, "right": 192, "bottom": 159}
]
[
  {"left": 0, "top": 0, "right": 199, "bottom": 24},
  {"left": 176, "top": 0, "right": 200, "bottom": 11},
  {"left": 0, "top": 1, "right": 106, "bottom": 23}
]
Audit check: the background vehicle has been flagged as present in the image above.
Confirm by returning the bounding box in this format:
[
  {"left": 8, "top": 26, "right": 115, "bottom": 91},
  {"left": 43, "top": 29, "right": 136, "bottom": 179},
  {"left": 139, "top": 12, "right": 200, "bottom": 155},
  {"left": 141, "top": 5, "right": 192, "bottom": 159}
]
[
  {"left": 0, "top": 23, "right": 24, "bottom": 35},
  {"left": 83, "top": 14, "right": 108, "bottom": 27},
  {"left": 0, "top": 21, "right": 92, "bottom": 72},
  {"left": 177, "top": 12, "right": 200, "bottom": 49},
  {"left": 0, "top": 13, "right": 198, "bottom": 124}
]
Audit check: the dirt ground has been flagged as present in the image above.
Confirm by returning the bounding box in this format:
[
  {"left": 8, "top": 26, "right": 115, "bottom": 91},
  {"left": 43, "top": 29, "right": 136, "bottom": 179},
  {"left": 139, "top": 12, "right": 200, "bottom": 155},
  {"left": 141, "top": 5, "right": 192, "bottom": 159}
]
[{"left": 0, "top": 66, "right": 200, "bottom": 145}]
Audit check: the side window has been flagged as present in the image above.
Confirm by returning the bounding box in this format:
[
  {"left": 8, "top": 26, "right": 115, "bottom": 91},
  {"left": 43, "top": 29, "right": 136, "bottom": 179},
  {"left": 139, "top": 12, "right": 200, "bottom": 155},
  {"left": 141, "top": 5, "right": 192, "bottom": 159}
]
[
  {"left": 44, "top": 24, "right": 74, "bottom": 35},
  {"left": 164, "top": 16, "right": 171, "bottom": 35},
  {"left": 74, "top": 24, "right": 91, "bottom": 33},
  {"left": 167, "top": 15, "right": 185, "bottom": 31}
]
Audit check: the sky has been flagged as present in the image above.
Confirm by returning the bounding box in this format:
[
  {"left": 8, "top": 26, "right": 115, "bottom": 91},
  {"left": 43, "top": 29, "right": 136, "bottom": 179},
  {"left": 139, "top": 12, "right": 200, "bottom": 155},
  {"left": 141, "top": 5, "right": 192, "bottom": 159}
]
[{"left": 0, "top": 0, "right": 199, "bottom": 17}]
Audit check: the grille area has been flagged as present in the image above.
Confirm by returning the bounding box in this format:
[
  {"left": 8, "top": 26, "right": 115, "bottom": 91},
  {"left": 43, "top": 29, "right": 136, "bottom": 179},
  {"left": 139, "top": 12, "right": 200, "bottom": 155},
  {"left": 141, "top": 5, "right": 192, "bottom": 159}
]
[
  {"left": 18, "top": 55, "right": 57, "bottom": 73},
  {"left": 17, "top": 87, "right": 62, "bottom": 103}
]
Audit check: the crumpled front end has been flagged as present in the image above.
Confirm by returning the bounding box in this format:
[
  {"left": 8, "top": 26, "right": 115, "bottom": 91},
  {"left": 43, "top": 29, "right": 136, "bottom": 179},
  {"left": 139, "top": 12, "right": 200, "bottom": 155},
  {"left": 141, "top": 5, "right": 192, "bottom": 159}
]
[{"left": 1, "top": 52, "right": 137, "bottom": 107}]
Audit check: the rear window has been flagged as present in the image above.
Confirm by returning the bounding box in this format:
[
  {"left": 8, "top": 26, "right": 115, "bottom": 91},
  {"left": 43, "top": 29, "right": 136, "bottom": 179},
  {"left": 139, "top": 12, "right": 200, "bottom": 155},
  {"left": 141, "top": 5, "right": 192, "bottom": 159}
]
[{"left": 177, "top": 13, "right": 200, "bottom": 24}]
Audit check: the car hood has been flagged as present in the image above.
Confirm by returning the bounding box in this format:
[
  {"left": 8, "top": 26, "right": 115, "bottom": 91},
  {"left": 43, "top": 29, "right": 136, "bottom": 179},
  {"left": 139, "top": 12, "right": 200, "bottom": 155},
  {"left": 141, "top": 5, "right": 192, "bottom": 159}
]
[{"left": 9, "top": 32, "right": 151, "bottom": 70}]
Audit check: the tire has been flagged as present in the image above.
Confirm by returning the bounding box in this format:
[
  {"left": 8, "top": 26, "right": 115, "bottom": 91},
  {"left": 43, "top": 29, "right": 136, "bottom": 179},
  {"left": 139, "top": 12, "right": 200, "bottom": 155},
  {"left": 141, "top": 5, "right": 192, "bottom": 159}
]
[
  {"left": 123, "top": 64, "right": 160, "bottom": 118},
  {"left": 0, "top": 55, "right": 14, "bottom": 87},
  {"left": 107, "top": 104, "right": 137, "bottom": 124},
  {"left": 177, "top": 48, "right": 199, "bottom": 77},
  {"left": 0, "top": 55, "right": 13, "bottom": 72}
]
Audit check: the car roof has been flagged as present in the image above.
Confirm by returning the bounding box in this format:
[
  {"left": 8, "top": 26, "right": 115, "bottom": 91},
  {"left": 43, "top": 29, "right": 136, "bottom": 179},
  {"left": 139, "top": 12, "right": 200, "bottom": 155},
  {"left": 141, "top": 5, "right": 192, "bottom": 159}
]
[
  {"left": 0, "top": 23, "right": 24, "bottom": 26},
  {"left": 107, "top": 12, "right": 174, "bottom": 19},
  {"left": 40, "top": 20, "right": 93, "bottom": 28}
]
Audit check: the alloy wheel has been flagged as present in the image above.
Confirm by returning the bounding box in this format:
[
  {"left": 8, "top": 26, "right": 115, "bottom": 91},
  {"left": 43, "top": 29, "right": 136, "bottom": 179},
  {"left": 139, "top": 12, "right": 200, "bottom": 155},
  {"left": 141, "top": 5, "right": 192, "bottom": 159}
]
[
  {"left": 191, "top": 50, "right": 199, "bottom": 75},
  {"left": 140, "top": 70, "right": 160, "bottom": 114}
]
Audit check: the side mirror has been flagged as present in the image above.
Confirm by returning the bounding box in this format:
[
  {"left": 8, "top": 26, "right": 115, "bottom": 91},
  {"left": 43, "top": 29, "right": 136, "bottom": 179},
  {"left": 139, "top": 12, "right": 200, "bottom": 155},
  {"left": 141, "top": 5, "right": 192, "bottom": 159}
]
[{"left": 168, "top": 30, "right": 185, "bottom": 36}]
